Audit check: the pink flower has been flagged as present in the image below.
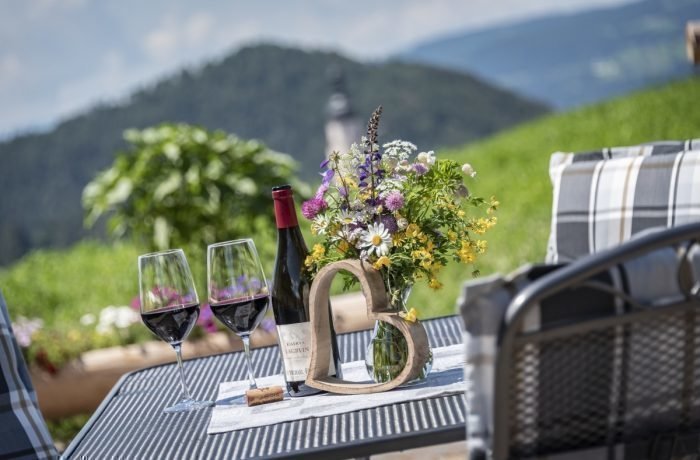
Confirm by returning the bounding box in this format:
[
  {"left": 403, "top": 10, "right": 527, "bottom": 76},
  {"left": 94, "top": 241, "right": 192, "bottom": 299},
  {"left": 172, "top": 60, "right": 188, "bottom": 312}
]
[
  {"left": 301, "top": 198, "right": 327, "bottom": 219},
  {"left": 197, "top": 304, "right": 218, "bottom": 334},
  {"left": 384, "top": 191, "right": 404, "bottom": 212}
]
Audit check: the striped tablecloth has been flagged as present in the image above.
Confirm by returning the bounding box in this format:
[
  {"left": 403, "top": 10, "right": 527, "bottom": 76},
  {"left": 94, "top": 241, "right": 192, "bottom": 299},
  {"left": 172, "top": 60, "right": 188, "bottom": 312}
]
[{"left": 63, "top": 315, "right": 466, "bottom": 459}]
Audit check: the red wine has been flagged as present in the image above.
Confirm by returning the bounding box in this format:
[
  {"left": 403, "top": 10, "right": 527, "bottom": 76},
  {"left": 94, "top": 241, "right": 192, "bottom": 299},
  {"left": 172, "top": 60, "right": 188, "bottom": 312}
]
[
  {"left": 210, "top": 294, "right": 269, "bottom": 336},
  {"left": 271, "top": 185, "right": 342, "bottom": 397},
  {"left": 141, "top": 304, "right": 199, "bottom": 345}
]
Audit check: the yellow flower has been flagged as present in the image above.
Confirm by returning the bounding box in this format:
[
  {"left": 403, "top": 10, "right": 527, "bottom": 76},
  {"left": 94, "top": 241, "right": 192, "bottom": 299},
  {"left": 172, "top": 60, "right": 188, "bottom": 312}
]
[
  {"left": 458, "top": 241, "right": 476, "bottom": 263},
  {"left": 429, "top": 278, "right": 443, "bottom": 290},
  {"left": 488, "top": 196, "right": 500, "bottom": 215},
  {"left": 471, "top": 217, "right": 497, "bottom": 235},
  {"left": 475, "top": 240, "right": 488, "bottom": 253},
  {"left": 373, "top": 256, "right": 391, "bottom": 270},
  {"left": 457, "top": 210, "right": 466, "bottom": 218},
  {"left": 312, "top": 244, "right": 325, "bottom": 258},
  {"left": 304, "top": 255, "right": 315, "bottom": 268},
  {"left": 447, "top": 231, "right": 457, "bottom": 242},
  {"left": 399, "top": 307, "right": 418, "bottom": 323},
  {"left": 392, "top": 232, "right": 406, "bottom": 247},
  {"left": 405, "top": 223, "right": 421, "bottom": 238},
  {"left": 337, "top": 240, "right": 350, "bottom": 255}
]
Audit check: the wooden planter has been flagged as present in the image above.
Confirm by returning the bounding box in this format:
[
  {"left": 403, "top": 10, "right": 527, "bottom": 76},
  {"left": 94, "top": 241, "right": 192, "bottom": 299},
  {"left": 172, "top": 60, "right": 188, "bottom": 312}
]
[{"left": 33, "top": 293, "right": 372, "bottom": 420}]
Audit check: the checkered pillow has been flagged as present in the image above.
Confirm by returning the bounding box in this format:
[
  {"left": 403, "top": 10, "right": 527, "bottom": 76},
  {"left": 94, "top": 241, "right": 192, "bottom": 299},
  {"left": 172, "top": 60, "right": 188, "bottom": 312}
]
[
  {"left": 546, "top": 139, "right": 700, "bottom": 263},
  {"left": 0, "top": 290, "right": 57, "bottom": 459}
]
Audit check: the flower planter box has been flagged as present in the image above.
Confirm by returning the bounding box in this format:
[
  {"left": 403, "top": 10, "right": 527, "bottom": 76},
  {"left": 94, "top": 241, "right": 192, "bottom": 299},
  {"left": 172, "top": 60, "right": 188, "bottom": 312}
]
[{"left": 33, "top": 293, "right": 372, "bottom": 420}]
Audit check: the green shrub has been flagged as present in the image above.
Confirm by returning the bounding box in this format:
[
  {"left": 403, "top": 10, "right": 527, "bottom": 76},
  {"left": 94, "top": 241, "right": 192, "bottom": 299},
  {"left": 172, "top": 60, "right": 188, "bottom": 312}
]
[{"left": 82, "top": 123, "right": 309, "bottom": 264}]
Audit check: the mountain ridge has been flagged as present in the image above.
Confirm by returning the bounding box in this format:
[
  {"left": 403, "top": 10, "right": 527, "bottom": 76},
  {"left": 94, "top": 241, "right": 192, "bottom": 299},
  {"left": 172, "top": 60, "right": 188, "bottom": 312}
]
[
  {"left": 401, "top": 0, "right": 699, "bottom": 108},
  {"left": 0, "top": 43, "right": 548, "bottom": 265}
]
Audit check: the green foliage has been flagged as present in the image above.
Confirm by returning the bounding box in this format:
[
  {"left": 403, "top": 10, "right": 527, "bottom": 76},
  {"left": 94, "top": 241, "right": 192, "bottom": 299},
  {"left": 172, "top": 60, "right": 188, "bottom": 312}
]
[
  {"left": 0, "top": 239, "right": 228, "bottom": 371},
  {"left": 48, "top": 413, "right": 91, "bottom": 452},
  {"left": 82, "top": 123, "right": 306, "bottom": 262},
  {"left": 0, "top": 44, "right": 548, "bottom": 266},
  {"left": 0, "top": 241, "right": 147, "bottom": 370},
  {"left": 404, "top": 76, "right": 700, "bottom": 317},
  {"left": 0, "top": 241, "right": 141, "bottom": 325}
]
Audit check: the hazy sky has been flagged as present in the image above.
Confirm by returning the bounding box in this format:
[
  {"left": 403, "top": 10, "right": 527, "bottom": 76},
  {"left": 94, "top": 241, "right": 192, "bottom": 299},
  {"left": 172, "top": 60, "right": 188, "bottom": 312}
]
[{"left": 0, "top": 0, "right": 636, "bottom": 138}]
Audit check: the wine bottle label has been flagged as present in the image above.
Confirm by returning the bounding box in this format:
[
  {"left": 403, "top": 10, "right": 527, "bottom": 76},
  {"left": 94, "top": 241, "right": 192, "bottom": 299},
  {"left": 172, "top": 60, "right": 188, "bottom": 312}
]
[{"left": 277, "top": 322, "right": 336, "bottom": 381}]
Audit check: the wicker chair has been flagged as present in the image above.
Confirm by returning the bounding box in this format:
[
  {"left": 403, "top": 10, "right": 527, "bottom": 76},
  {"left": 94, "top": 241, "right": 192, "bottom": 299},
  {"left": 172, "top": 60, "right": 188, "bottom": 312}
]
[{"left": 461, "top": 140, "right": 700, "bottom": 459}]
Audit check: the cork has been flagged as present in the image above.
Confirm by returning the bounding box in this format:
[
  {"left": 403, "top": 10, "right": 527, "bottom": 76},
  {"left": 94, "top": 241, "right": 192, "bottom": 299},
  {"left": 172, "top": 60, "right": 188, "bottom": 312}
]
[{"left": 245, "top": 386, "right": 284, "bottom": 407}]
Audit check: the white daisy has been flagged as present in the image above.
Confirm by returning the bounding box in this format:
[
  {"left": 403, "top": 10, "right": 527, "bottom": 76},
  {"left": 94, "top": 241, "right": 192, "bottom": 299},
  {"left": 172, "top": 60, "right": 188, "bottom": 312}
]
[
  {"left": 337, "top": 209, "right": 354, "bottom": 225},
  {"left": 416, "top": 151, "right": 436, "bottom": 166},
  {"left": 311, "top": 214, "right": 331, "bottom": 235},
  {"left": 360, "top": 223, "right": 393, "bottom": 257}
]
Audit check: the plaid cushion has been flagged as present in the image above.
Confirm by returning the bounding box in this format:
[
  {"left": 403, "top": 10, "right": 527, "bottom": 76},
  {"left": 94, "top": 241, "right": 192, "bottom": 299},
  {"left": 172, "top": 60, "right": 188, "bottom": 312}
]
[
  {"left": 546, "top": 139, "right": 700, "bottom": 263},
  {"left": 0, "top": 290, "right": 57, "bottom": 459}
]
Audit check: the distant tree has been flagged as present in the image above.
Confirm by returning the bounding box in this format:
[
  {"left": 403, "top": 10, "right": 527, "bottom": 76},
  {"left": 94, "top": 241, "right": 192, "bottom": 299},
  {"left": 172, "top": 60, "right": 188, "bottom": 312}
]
[{"left": 82, "top": 123, "right": 309, "bottom": 256}]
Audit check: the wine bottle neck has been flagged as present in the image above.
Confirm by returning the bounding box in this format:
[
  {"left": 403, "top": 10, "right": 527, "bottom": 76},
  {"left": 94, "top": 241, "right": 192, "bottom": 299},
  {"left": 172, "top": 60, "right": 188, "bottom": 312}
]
[{"left": 272, "top": 188, "right": 299, "bottom": 229}]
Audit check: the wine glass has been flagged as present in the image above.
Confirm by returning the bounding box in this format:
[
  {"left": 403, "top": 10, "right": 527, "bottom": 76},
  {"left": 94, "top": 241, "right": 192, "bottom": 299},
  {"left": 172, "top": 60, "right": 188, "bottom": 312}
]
[
  {"left": 207, "top": 239, "right": 270, "bottom": 392},
  {"left": 138, "top": 249, "right": 214, "bottom": 413}
]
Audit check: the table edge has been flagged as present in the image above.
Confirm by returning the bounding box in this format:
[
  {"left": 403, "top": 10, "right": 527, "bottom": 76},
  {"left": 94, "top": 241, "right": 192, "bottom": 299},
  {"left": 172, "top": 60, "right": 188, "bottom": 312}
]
[{"left": 62, "top": 314, "right": 463, "bottom": 459}]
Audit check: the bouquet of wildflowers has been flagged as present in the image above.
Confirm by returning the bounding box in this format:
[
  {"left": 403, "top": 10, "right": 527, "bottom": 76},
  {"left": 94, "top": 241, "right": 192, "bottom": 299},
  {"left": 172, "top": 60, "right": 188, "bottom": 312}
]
[{"left": 302, "top": 107, "right": 497, "bottom": 320}]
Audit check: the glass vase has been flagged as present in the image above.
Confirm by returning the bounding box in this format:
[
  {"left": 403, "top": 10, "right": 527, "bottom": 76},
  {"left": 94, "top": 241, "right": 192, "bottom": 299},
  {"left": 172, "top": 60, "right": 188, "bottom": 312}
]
[{"left": 364, "top": 284, "right": 433, "bottom": 384}]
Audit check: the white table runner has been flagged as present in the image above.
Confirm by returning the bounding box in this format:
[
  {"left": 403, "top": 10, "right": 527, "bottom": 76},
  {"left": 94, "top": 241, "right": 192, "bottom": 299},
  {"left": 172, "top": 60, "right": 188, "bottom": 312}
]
[{"left": 207, "top": 344, "right": 465, "bottom": 434}]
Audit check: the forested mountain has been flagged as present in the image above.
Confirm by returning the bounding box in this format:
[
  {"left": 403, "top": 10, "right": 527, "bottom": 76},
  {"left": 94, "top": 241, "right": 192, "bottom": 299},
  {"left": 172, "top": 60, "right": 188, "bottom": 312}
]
[
  {"left": 0, "top": 44, "right": 548, "bottom": 266},
  {"left": 402, "top": 0, "right": 699, "bottom": 108}
]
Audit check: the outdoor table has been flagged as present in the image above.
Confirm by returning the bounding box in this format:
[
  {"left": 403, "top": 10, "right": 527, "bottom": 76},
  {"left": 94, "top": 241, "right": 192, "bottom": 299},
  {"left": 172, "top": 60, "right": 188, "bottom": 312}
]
[{"left": 63, "top": 315, "right": 466, "bottom": 459}]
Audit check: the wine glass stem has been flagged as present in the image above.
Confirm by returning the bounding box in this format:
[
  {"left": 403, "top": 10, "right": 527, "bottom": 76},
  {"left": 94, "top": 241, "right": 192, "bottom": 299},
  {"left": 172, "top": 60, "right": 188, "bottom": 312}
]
[
  {"left": 241, "top": 336, "right": 257, "bottom": 389},
  {"left": 173, "top": 344, "right": 193, "bottom": 400}
]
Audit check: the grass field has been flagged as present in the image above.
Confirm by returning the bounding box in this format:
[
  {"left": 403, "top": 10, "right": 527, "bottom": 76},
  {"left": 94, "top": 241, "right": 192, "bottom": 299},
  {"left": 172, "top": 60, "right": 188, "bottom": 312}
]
[
  {"left": 407, "top": 76, "right": 700, "bottom": 317},
  {"left": 2, "top": 77, "right": 699, "bottom": 327}
]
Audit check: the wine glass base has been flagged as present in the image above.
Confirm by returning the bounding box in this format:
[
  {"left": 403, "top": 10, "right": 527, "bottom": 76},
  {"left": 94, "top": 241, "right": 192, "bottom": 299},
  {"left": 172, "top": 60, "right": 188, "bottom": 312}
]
[
  {"left": 216, "top": 394, "right": 246, "bottom": 406},
  {"left": 164, "top": 398, "right": 214, "bottom": 413}
]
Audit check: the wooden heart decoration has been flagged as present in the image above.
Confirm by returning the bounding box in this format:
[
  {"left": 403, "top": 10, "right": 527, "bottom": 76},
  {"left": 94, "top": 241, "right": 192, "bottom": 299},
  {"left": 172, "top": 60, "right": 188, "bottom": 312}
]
[{"left": 305, "top": 259, "right": 429, "bottom": 394}]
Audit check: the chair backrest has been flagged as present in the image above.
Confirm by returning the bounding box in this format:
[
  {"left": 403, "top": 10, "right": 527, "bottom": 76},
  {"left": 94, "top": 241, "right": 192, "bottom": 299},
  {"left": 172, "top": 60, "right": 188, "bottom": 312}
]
[
  {"left": 495, "top": 224, "right": 700, "bottom": 458},
  {"left": 0, "top": 289, "right": 57, "bottom": 459},
  {"left": 461, "top": 140, "right": 700, "bottom": 459},
  {"left": 547, "top": 139, "right": 700, "bottom": 263},
  {"left": 496, "top": 140, "right": 700, "bottom": 458}
]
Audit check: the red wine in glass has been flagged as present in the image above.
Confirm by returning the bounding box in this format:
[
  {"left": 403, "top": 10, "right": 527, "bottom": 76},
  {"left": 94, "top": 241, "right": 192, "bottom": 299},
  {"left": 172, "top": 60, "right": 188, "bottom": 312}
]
[
  {"left": 210, "top": 295, "right": 269, "bottom": 336},
  {"left": 141, "top": 303, "right": 200, "bottom": 344},
  {"left": 208, "top": 239, "right": 270, "bottom": 393},
  {"left": 138, "top": 249, "right": 214, "bottom": 413}
]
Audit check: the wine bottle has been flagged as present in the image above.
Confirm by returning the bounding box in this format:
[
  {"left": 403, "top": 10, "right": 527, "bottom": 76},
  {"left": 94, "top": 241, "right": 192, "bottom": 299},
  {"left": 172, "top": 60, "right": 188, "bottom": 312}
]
[{"left": 271, "top": 184, "right": 342, "bottom": 397}]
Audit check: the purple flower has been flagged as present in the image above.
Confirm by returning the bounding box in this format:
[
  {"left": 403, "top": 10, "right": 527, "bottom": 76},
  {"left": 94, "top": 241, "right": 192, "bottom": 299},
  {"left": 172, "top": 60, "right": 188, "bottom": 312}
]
[
  {"left": 260, "top": 317, "right": 276, "bottom": 333},
  {"left": 315, "top": 182, "right": 329, "bottom": 199},
  {"left": 301, "top": 197, "right": 327, "bottom": 219},
  {"left": 12, "top": 317, "right": 43, "bottom": 348},
  {"left": 380, "top": 215, "right": 399, "bottom": 233},
  {"left": 384, "top": 191, "right": 404, "bottom": 212},
  {"left": 322, "top": 168, "right": 335, "bottom": 184},
  {"left": 313, "top": 169, "right": 335, "bottom": 200},
  {"left": 197, "top": 304, "right": 218, "bottom": 334},
  {"left": 412, "top": 163, "right": 428, "bottom": 176}
]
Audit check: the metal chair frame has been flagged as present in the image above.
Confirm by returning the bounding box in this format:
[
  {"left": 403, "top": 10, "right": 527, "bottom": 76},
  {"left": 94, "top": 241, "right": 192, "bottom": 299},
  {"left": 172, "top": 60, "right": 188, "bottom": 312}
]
[{"left": 493, "top": 222, "right": 700, "bottom": 459}]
